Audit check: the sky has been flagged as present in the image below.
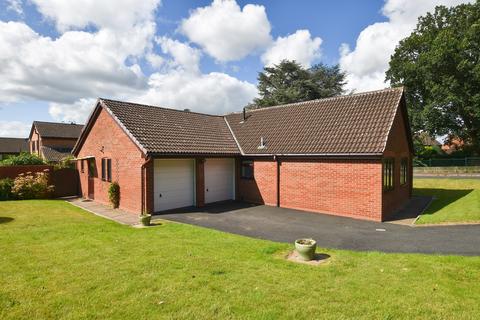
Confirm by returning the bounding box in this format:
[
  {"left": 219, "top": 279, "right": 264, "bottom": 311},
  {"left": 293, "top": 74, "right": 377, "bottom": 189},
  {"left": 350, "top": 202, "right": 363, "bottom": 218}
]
[{"left": 0, "top": 0, "right": 471, "bottom": 138}]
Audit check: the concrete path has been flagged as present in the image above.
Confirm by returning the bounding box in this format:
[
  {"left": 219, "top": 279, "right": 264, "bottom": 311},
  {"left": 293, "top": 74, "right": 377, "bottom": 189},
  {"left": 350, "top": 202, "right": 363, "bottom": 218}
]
[
  {"left": 158, "top": 201, "right": 480, "bottom": 256},
  {"left": 67, "top": 198, "right": 138, "bottom": 225}
]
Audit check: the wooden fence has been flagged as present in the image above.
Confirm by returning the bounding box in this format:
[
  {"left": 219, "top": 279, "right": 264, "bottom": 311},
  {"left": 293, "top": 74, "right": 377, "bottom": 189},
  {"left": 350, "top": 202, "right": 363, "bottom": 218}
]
[{"left": 0, "top": 165, "right": 79, "bottom": 198}]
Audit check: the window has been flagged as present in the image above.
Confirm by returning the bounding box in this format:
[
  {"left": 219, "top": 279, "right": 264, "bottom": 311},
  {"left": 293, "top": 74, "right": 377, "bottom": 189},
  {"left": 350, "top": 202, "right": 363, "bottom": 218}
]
[
  {"left": 80, "top": 160, "right": 84, "bottom": 173},
  {"left": 383, "top": 158, "right": 394, "bottom": 191},
  {"left": 241, "top": 160, "right": 254, "bottom": 179},
  {"left": 88, "top": 159, "right": 95, "bottom": 178},
  {"left": 400, "top": 158, "right": 408, "bottom": 185},
  {"left": 101, "top": 158, "right": 112, "bottom": 182}
]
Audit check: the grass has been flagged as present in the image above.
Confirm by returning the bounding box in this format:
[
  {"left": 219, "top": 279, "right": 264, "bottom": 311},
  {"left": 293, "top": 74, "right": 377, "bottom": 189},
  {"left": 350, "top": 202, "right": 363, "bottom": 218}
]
[
  {"left": 414, "top": 178, "right": 480, "bottom": 225},
  {"left": 0, "top": 200, "right": 480, "bottom": 319}
]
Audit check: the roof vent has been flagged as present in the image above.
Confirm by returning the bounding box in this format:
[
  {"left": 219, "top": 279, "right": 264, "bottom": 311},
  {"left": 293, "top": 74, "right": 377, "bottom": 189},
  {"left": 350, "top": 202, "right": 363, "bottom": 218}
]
[
  {"left": 183, "top": 108, "right": 191, "bottom": 112},
  {"left": 258, "top": 137, "right": 266, "bottom": 149}
]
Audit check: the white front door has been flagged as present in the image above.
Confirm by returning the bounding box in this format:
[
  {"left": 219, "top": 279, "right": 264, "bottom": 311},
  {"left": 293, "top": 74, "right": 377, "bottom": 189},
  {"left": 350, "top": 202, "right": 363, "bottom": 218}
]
[
  {"left": 154, "top": 159, "right": 194, "bottom": 212},
  {"left": 204, "top": 158, "right": 234, "bottom": 204}
]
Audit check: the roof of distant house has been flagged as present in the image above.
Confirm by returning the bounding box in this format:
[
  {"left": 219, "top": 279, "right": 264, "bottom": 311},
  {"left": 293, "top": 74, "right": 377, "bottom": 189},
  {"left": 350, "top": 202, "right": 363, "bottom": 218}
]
[
  {"left": 0, "top": 137, "right": 29, "bottom": 154},
  {"left": 40, "top": 146, "right": 73, "bottom": 162},
  {"left": 415, "top": 132, "right": 441, "bottom": 146},
  {"left": 74, "top": 87, "right": 409, "bottom": 157},
  {"left": 31, "top": 121, "right": 84, "bottom": 139}
]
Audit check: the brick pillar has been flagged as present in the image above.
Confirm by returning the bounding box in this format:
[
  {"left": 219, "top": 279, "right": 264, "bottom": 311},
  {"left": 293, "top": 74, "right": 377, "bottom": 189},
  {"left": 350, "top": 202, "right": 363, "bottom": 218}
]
[
  {"left": 196, "top": 158, "right": 205, "bottom": 207},
  {"left": 144, "top": 159, "right": 154, "bottom": 214}
]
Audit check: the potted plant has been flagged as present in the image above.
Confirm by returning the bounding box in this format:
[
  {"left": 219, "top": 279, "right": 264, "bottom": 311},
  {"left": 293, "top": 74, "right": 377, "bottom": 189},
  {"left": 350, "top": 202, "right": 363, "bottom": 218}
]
[
  {"left": 295, "top": 238, "right": 317, "bottom": 261},
  {"left": 139, "top": 212, "right": 152, "bottom": 226}
]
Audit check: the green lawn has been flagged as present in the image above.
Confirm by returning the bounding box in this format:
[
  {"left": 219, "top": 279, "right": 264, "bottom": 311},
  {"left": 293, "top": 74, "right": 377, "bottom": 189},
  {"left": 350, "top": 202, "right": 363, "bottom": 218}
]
[
  {"left": 414, "top": 178, "right": 480, "bottom": 225},
  {"left": 1, "top": 201, "right": 480, "bottom": 319}
]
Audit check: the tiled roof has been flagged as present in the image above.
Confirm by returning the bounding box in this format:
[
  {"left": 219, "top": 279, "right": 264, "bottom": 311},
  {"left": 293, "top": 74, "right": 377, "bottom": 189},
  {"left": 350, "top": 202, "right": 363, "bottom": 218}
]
[
  {"left": 0, "top": 137, "right": 29, "bottom": 153},
  {"left": 100, "top": 99, "right": 240, "bottom": 155},
  {"left": 77, "top": 88, "right": 405, "bottom": 157},
  {"left": 40, "top": 146, "right": 73, "bottom": 162},
  {"left": 225, "top": 87, "right": 404, "bottom": 155},
  {"left": 34, "top": 121, "right": 84, "bottom": 139}
]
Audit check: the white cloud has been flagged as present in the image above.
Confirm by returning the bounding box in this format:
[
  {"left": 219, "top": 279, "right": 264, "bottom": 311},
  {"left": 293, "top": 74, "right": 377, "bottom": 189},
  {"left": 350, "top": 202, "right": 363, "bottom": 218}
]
[
  {"left": 1, "top": 0, "right": 259, "bottom": 124},
  {"left": 136, "top": 71, "right": 257, "bottom": 115},
  {"left": 0, "top": 20, "right": 152, "bottom": 104},
  {"left": 156, "top": 37, "right": 201, "bottom": 73},
  {"left": 261, "top": 29, "right": 322, "bottom": 68},
  {"left": 339, "top": 0, "right": 472, "bottom": 92},
  {"left": 31, "top": 0, "right": 161, "bottom": 32},
  {"left": 6, "top": 0, "right": 23, "bottom": 15},
  {"left": 180, "top": 0, "right": 271, "bottom": 61},
  {"left": 0, "top": 121, "right": 30, "bottom": 138},
  {"left": 49, "top": 98, "right": 97, "bottom": 124}
]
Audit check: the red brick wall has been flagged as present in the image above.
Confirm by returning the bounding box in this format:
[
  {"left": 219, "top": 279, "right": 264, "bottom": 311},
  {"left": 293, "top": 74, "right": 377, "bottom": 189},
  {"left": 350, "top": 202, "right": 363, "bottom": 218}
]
[
  {"left": 76, "top": 107, "right": 146, "bottom": 214},
  {"left": 195, "top": 158, "right": 205, "bottom": 207},
  {"left": 237, "top": 158, "right": 383, "bottom": 221},
  {"left": 41, "top": 137, "right": 78, "bottom": 148},
  {"left": 382, "top": 105, "right": 413, "bottom": 219},
  {"left": 29, "top": 129, "right": 40, "bottom": 155},
  {"left": 279, "top": 159, "right": 383, "bottom": 221},
  {"left": 237, "top": 159, "right": 278, "bottom": 206}
]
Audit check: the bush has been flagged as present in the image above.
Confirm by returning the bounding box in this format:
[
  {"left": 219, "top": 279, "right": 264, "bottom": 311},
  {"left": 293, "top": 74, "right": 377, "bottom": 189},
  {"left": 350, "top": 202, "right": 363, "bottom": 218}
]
[
  {"left": 54, "top": 156, "right": 75, "bottom": 170},
  {"left": 11, "top": 170, "right": 54, "bottom": 200},
  {"left": 108, "top": 182, "right": 120, "bottom": 208},
  {"left": 0, "top": 178, "right": 14, "bottom": 201},
  {"left": 1, "top": 152, "right": 45, "bottom": 166}
]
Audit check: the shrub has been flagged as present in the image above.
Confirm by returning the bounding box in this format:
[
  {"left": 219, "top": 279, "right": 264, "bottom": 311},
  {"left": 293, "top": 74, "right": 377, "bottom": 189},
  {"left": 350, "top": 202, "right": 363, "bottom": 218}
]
[
  {"left": 108, "top": 182, "right": 120, "bottom": 208},
  {"left": 1, "top": 152, "right": 45, "bottom": 166},
  {"left": 54, "top": 156, "right": 76, "bottom": 170},
  {"left": 0, "top": 178, "right": 14, "bottom": 201},
  {"left": 11, "top": 170, "right": 54, "bottom": 200}
]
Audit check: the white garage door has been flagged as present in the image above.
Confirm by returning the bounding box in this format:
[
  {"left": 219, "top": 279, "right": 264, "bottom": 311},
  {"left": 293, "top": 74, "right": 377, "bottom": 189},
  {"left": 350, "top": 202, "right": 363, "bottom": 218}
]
[
  {"left": 205, "top": 158, "right": 234, "bottom": 204},
  {"left": 154, "top": 159, "right": 194, "bottom": 212}
]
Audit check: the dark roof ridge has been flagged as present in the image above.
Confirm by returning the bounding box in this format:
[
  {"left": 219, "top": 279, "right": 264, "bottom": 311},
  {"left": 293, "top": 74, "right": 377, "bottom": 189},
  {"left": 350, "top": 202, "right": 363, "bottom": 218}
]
[
  {"left": 232, "top": 86, "right": 404, "bottom": 115},
  {"left": 99, "top": 98, "right": 225, "bottom": 119},
  {"left": 33, "top": 120, "right": 84, "bottom": 126}
]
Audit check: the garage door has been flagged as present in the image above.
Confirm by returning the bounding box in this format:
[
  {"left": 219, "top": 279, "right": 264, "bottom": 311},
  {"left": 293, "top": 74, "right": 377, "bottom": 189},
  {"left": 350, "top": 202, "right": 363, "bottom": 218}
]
[
  {"left": 205, "top": 158, "right": 235, "bottom": 204},
  {"left": 154, "top": 159, "right": 194, "bottom": 212}
]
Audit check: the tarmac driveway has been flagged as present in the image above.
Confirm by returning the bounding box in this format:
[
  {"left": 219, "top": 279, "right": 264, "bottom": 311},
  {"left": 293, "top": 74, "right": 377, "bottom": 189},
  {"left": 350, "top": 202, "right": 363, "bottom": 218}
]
[{"left": 158, "top": 201, "right": 480, "bottom": 256}]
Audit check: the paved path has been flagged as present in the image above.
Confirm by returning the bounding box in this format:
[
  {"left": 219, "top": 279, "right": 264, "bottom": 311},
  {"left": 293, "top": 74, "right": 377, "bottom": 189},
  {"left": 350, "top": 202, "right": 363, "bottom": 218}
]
[
  {"left": 67, "top": 198, "right": 139, "bottom": 225},
  {"left": 158, "top": 201, "right": 480, "bottom": 256}
]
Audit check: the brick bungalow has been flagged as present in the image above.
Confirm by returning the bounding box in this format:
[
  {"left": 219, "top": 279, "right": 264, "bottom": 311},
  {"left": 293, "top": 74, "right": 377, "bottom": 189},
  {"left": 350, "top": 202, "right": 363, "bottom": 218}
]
[
  {"left": 29, "top": 121, "right": 84, "bottom": 162},
  {"left": 72, "top": 87, "right": 413, "bottom": 222}
]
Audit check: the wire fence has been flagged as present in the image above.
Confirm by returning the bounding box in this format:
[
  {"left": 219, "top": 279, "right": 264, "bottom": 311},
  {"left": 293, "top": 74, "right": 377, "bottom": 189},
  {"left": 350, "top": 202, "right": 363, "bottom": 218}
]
[{"left": 414, "top": 157, "right": 480, "bottom": 167}]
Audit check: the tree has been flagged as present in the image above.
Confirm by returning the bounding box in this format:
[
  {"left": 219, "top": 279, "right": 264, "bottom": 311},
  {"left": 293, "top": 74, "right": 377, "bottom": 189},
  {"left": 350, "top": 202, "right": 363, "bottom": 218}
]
[
  {"left": 0, "top": 152, "right": 45, "bottom": 166},
  {"left": 386, "top": 2, "right": 480, "bottom": 154},
  {"left": 250, "top": 60, "right": 346, "bottom": 109}
]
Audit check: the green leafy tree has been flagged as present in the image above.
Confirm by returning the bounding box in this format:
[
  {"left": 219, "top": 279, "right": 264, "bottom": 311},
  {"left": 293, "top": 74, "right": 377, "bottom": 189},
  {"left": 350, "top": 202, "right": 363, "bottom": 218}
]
[
  {"left": 250, "top": 60, "right": 346, "bottom": 109},
  {"left": 386, "top": 2, "right": 480, "bottom": 154},
  {"left": 1, "top": 152, "right": 45, "bottom": 166}
]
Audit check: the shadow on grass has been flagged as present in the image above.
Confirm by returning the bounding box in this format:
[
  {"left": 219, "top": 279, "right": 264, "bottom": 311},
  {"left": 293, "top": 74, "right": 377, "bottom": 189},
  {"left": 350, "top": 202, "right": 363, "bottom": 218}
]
[
  {"left": 413, "top": 188, "right": 473, "bottom": 216},
  {"left": 0, "top": 217, "right": 14, "bottom": 224}
]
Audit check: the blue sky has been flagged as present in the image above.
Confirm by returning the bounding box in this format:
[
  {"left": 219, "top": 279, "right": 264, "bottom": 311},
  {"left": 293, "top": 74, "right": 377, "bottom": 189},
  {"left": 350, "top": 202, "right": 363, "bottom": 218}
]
[{"left": 0, "top": 0, "right": 468, "bottom": 137}]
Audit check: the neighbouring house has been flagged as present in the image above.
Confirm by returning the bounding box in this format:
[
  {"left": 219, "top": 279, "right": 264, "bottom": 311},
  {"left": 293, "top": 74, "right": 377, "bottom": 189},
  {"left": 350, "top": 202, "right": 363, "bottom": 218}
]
[
  {"left": 72, "top": 87, "right": 413, "bottom": 222},
  {"left": 29, "top": 121, "right": 84, "bottom": 162},
  {"left": 441, "top": 136, "right": 465, "bottom": 154},
  {"left": 415, "top": 132, "right": 441, "bottom": 147},
  {"left": 0, "top": 137, "right": 29, "bottom": 160}
]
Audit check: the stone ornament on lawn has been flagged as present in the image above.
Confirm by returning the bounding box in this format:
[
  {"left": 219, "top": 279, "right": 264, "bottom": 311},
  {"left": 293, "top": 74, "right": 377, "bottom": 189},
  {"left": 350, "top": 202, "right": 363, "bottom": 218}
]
[{"left": 295, "top": 238, "right": 317, "bottom": 261}]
